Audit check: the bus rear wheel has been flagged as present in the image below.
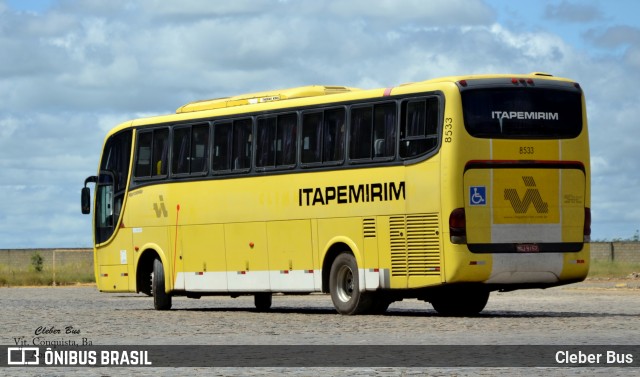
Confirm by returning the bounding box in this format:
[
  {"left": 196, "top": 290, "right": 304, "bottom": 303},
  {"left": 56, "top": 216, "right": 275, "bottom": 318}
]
[
  {"left": 152, "top": 258, "right": 172, "bottom": 310},
  {"left": 430, "top": 286, "right": 488, "bottom": 316},
  {"left": 329, "top": 253, "right": 373, "bottom": 315},
  {"left": 254, "top": 293, "right": 272, "bottom": 311}
]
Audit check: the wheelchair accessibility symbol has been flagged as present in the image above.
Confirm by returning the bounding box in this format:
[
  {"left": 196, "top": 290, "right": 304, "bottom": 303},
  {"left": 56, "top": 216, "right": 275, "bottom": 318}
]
[{"left": 470, "top": 186, "right": 487, "bottom": 206}]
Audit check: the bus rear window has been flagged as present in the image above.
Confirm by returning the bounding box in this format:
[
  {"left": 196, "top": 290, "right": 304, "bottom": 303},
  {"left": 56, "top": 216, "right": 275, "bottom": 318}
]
[{"left": 461, "top": 88, "right": 582, "bottom": 139}]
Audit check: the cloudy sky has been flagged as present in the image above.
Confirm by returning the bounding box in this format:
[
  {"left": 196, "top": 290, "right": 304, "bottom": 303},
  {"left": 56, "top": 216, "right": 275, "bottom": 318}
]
[{"left": 0, "top": 0, "right": 639, "bottom": 248}]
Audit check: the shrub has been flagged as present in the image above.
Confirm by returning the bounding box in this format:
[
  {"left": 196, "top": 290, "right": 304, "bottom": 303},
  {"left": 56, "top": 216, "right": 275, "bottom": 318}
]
[{"left": 31, "top": 252, "right": 44, "bottom": 272}]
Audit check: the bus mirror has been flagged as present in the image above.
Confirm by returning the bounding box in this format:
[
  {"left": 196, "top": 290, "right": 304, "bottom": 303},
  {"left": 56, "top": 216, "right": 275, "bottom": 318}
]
[
  {"left": 81, "top": 187, "right": 91, "bottom": 214},
  {"left": 82, "top": 175, "right": 97, "bottom": 214}
]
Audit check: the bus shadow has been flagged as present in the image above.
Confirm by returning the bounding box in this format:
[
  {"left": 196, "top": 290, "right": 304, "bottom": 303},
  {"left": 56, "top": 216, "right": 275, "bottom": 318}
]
[
  {"left": 386, "top": 309, "right": 640, "bottom": 318},
  {"left": 173, "top": 307, "right": 338, "bottom": 315},
  {"left": 148, "top": 307, "right": 639, "bottom": 318},
  {"left": 116, "top": 294, "right": 638, "bottom": 317}
]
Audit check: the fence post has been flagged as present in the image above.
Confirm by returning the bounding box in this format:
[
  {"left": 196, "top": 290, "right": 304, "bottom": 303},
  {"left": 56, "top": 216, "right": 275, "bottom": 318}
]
[
  {"left": 52, "top": 250, "right": 56, "bottom": 286},
  {"left": 610, "top": 242, "right": 615, "bottom": 262}
]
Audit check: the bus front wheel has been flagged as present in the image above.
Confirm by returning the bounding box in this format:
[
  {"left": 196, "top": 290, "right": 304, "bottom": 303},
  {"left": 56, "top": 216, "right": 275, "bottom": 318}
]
[
  {"left": 329, "top": 253, "right": 373, "bottom": 315},
  {"left": 152, "top": 258, "right": 172, "bottom": 310}
]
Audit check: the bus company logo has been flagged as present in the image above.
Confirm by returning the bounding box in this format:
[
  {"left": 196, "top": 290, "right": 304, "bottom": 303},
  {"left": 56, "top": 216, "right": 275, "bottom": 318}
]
[
  {"left": 491, "top": 111, "right": 559, "bottom": 120},
  {"left": 504, "top": 176, "right": 549, "bottom": 214},
  {"left": 153, "top": 195, "right": 168, "bottom": 218},
  {"left": 298, "top": 181, "right": 405, "bottom": 206}
]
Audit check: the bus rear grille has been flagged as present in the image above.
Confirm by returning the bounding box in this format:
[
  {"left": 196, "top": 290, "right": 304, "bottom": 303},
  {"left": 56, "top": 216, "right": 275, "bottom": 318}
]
[{"left": 389, "top": 214, "right": 441, "bottom": 276}]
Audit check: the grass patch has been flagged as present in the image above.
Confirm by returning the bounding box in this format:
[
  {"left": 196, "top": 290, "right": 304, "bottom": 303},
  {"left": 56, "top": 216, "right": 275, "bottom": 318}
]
[
  {"left": 587, "top": 260, "right": 640, "bottom": 279},
  {"left": 0, "top": 263, "right": 95, "bottom": 287}
]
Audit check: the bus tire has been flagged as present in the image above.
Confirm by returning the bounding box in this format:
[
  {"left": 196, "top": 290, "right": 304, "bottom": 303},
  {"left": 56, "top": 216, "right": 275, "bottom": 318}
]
[
  {"left": 329, "top": 253, "right": 373, "bottom": 315},
  {"left": 254, "top": 293, "right": 272, "bottom": 311},
  {"left": 431, "top": 287, "right": 488, "bottom": 316},
  {"left": 152, "top": 258, "right": 172, "bottom": 310}
]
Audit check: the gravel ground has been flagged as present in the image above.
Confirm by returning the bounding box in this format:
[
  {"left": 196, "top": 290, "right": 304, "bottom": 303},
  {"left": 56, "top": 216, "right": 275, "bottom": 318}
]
[{"left": 1, "top": 279, "right": 638, "bottom": 376}]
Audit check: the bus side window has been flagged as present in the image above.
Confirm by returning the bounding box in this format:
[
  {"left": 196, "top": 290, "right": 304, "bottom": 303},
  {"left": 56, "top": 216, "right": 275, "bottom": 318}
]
[
  {"left": 173, "top": 123, "right": 209, "bottom": 176},
  {"left": 257, "top": 116, "right": 277, "bottom": 168},
  {"left": 257, "top": 113, "right": 297, "bottom": 169},
  {"left": 349, "top": 102, "right": 396, "bottom": 162},
  {"left": 324, "top": 108, "right": 345, "bottom": 163},
  {"left": 400, "top": 98, "right": 439, "bottom": 158},
  {"left": 135, "top": 131, "right": 152, "bottom": 178},
  {"left": 302, "top": 112, "right": 322, "bottom": 164},
  {"left": 213, "top": 122, "right": 232, "bottom": 172},
  {"left": 277, "top": 113, "right": 297, "bottom": 167},
  {"left": 374, "top": 102, "right": 396, "bottom": 158},
  {"left": 233, "top": 119, "right": 252, "bottom": 171},
  {"left": 350, "top": 106, "right": 373, "bottom": 160},
  {"left": 302, "top": 108, "right": 345, "bottom": 165},
  {"left": 191, "top": 124, "right": 209, "bottom": 174},
  {"left": 152, "top": 128, "right": 169, "bottom": 177},
  {"left": 172, "top": 126, "right": 190, "bottom": 175}
]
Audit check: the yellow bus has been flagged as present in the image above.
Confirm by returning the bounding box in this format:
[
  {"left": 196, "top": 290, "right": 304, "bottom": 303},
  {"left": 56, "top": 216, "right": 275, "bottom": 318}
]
[{"left": 81, "top": 72, "right": 590, "bottom": 315}]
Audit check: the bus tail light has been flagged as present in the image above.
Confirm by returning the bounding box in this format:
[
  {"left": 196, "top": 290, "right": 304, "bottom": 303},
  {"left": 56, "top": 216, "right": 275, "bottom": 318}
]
[
  {"left": 584, "top": 207, "right": 591, "bottom": 242},
  {"left": 449, "top": 208, "right": 467, "bottom": 244}
]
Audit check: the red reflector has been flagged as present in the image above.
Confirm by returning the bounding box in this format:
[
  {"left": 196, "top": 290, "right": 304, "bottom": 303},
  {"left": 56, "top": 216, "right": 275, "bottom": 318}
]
[
  {"left": 527, "top": 79, "right": 534, "bottom": 85},
  {"left": 577, "top": 259, "right": 585, "bottom": 264},
  {"left": 459, "top": 80, "right": 468, "bottom": 87},
  {"left": 511, "top": 78, "right": 518, "bottom": 84},
  {"left": 196, "top": 272, "right": 204, "bottom": 275}
]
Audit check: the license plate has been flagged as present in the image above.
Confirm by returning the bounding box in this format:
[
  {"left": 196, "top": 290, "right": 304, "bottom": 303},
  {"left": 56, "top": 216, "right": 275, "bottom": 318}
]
[{"left": 516, "top": 244, "right": 540, "bottom": 253}]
